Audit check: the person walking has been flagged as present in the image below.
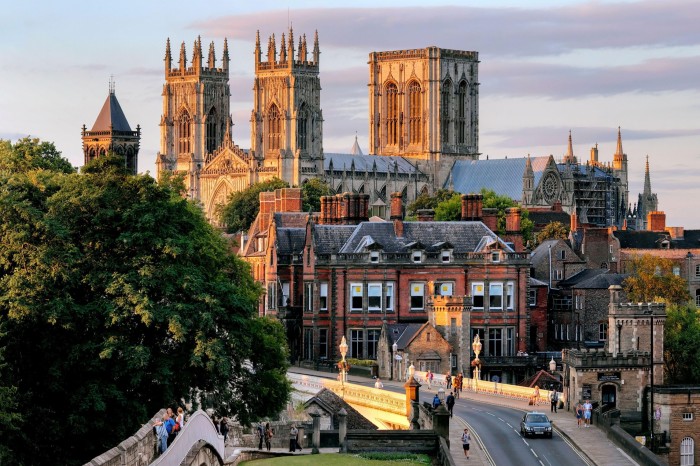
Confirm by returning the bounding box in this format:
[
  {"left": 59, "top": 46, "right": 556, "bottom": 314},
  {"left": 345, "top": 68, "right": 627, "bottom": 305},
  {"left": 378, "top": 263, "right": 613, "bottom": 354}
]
[
  {"left": 583, "top": 399, "right": 592, "bottom": 427},
  {"left": 374, "top": 378, "right": 384, "bottom": 389},
  {"left": 426, "top": 369, "right": 434, "bottom": 389},
  {"left": 432, "top": 393, "right": 441, "bottom": 409},
  {"left": 461, "top": 428, "right": 471, "bottom": 458},
  {"left": 532, "top": 384, "right": 540, "bottom": 406},
  {"left": 446, "top": 391, "right": 456, "bottom": 418},
  {"left": 550, "top": 390, "right": 559, "bottom": 413},
  {"left": 257, "top": 423, "right": 264, "bottom": 449},
  {"left": 289, "top": 425, "right": 299, "bottom": 452},
  {"left": 445, "top": 372, "right": 452, "bottom": 389},
  {"left": 264, "top": 422, "right": 273, "bottom": 451},
  {"left": 220, "top": 417, "right": 229, "bottom": 443},
  {"left": 576, "top": 403, "right": 583, "bottom": 428}
]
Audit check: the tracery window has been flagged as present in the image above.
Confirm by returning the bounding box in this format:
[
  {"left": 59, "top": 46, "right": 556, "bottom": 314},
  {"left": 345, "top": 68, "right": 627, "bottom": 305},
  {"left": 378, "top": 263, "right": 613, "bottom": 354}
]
[
  {"left": 268, "top": 104, "right": 281, "bottom": 150},
  {"left": 441, "top": 79, "right": 452, "bottom": 143},
  {"left": 408, "top": 81, "right": 422, "bottom": 145},
  {"left": 386, "top": 83, "right": 398, "bottom": 146},
  {"left": 206, "top": 108, "right": 217, "bottom": 154},
  {"left": 179, "top": 112, "right": 192, "bottom": 154},
  {"left": 297, "top": 104, "right": 308, "bottom": 151},
  {"left": 458, "top": 81, "right": 467, "bottom": 144}
]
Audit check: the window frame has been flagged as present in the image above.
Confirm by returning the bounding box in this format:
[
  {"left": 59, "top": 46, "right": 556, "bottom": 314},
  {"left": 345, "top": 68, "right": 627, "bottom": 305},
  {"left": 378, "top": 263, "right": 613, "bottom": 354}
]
[
  {"left": 367, "top": 282, "right": 382, "bottom": 311},
  {"left": 528, "top": 289, "right": 537, "bottom": 306},
  {"left": 599, "top": 322, "right": 609, "bottom": 341},
  {"left": 385, "top": 282, "right": 395, "bottom": 312},
  {"left": 506, "top": 282, "right": 515, "bottom": 310},
  {"left": 318, "top": 328, "right": 328, "bottom": 359},
  {"left": 410, "top": 282, "right": 426, "bottom": 310},
  {"left": 319, "top": 282, "right": 328, "bottom": 311},
  {"left": 472, "top": 282, "right": 485, "bottom": 309},
  {"left": 350, "top": 283, "right": 363, "bottom": 311},
  {"left": 489, "top": 282, "right": 503, "bottom": 310},
  {"left": 350, "top": 329, "right": 363, "bottom": 359},
  {"left": 435, "top": 281, "right": 454, "bottom": 297}
]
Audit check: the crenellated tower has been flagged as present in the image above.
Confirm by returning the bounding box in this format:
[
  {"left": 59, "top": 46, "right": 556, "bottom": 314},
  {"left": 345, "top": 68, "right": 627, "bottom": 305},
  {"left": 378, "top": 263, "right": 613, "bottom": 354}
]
[
  {"left": 155, "top": 36, "right": 231, "bottom": 199},
  {"left": 250, "top": 28, "right": 324, "bottom": 186},
  {"left": 82, "top": 80, "right": 140, "bottom": 174}
]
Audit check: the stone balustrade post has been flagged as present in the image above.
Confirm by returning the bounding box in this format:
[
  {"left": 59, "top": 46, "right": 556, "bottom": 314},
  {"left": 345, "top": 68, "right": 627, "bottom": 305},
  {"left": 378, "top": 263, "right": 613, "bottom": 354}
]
[
  {"left": 310, "top": 411, "right": 321, "bottom": 454},
  {"left": 432, "top": 404, "right": 451, "bottom": 446},
  {"left": 338, "top": 408, "right": 348, "bottom": 453},
  {"left": 410, "top": 400, "right": 421, "bottom": 430},
  {"left": 404, "top": 374, "right": 421, "bottom": 420}
]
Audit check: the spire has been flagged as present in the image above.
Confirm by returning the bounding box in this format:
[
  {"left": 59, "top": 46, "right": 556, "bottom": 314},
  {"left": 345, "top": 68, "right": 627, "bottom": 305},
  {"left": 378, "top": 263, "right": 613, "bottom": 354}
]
[
  {"left": 590, "top": 143, "right": 599, "bottom": 165},
  {"left": 613, "top": 126, "right": 625, "bottom": 169},
  {"left": 313, "top": 30, "right": 320, "bottom": 64},
  {"left": 164, "top": 38, "right": 172, "bottom": 74},
  {"left": 643, "top": 155, "right": 652, "bottom": 195},
  {"left": 222, "top": 38, "right": 230, "bottom": 71},
  {"left": 208, "top": 41, "right": 216, "bottom": 69},
  {"left": 564, "top": 130, "right": 576, "bottom": 164},
  {"left": 254, "top": 30, "right": 261, "bottom": 64},
  {"left": 351, "top": 134, "right": 363, "bottom": 155},
  {"left": 179, "top": 41, "right": 187, "bottom": 70},
  {"left": 300, "top": 33, "right": 308, "bottom": 62},
  {"left": 280, "top": 32, "right": 287, "bottom": 63},
  {"left": 288, "top": 27, "right": 295, "bottom": 63},
  {"left": 615, "top": 126, "right": 624, "bottom": 158},
  {"left": 524, "top": 153, "right": 533, "bottom": 175},
  {"left": 267, "top": 34, "right": 276, "bottom": 63},
  {"left": 223, "top": 115, "right": 233, "bottom": 146},
  {"left": 193, "top": 36, "right": 203, "bottom": 69}
]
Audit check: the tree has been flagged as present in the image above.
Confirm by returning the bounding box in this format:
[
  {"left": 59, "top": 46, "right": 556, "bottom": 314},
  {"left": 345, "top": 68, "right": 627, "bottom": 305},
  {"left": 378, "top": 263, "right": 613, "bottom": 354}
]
[
  {"left": 536, "top": 221, "right": 570, "bottom": 245},
  {"left": 406, "top": 189, "right": 456, "bottom": 218},
  {"left": 664, "top": 305, "right": 700, "bottom": 384},
  {"left": 0, "top": 153, "right": 290, "bottom": 465},
  {"left": 0, "top": 137, "right": 75, "bottom": 174},
  {"left": 301, "top": 177, "right": 331, "bottom": 213},
  {"left": 622, "top": 255, "right": 691, "bottom": 305},
  {"left": 480, "top": 188, "right": 534, "bottom": 245},
  {"left": 216, "top": 178, "right": 289, "bottom": 233},
  {"left": 434, "top": 193, "right": 462, "bottom": 221}
]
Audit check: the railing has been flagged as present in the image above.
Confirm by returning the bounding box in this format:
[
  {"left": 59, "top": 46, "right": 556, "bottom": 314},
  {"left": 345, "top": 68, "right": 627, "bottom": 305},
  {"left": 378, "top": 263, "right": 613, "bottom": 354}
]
[
  {"left": 149, "top": 410, "right": 224, "bottom": 466},
  {"left": 315, "top": 251, "right": 530, "bottom": 264}
]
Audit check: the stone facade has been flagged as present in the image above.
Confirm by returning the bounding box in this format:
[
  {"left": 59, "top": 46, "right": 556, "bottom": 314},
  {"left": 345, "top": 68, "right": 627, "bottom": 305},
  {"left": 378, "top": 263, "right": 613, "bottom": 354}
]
[
  {"left": 530, "top": 239, "right": 586, "bottom": 289},
  {"left": 654, "top": 387, "right": 700, "bottom": 466}
]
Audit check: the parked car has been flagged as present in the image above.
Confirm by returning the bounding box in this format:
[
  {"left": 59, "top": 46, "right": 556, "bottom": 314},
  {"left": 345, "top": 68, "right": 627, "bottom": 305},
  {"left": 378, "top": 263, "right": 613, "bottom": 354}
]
[{"left": 520, "top": 411, "right": 553, "bottom": 438}]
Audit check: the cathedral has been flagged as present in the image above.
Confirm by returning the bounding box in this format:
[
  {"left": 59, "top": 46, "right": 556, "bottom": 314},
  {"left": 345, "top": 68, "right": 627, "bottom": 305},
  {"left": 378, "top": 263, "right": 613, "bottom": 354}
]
[{"left": 77, "top": 28, "right": 654, "bottom": 229}]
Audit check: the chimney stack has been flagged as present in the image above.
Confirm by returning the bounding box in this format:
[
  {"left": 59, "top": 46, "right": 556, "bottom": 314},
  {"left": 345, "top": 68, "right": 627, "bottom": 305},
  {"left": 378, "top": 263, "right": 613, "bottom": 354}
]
[
  {"left": 482, "top": 208, "right": 498, "bottom": 231},
  {"left": 461, "top": 193, "right": 483, "bottom": 221},
  {"left": 647, "top": 211, "right": 666, "bottom": 232},
  {"left": 505, "top": 207, "right": 521, "bottom": 233},
  {"left": 570, "top": 211, "right": 578, "bottom": 231},
  {"left": 417, "top": 209, "right": 435, "bottom": 222}
]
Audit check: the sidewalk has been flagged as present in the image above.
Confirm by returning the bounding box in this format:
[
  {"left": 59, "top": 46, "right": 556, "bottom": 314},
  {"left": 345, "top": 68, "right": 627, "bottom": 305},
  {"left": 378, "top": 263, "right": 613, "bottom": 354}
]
[{"left": 288, "top": 367, "right": 639, "bottom": 466}]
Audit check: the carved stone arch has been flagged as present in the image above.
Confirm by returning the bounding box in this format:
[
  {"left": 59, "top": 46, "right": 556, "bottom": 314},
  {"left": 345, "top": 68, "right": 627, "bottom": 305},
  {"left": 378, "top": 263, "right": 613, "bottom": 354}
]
[
  {"left": 407, "top": 79, "right": 423, "bottom": 145},
  {"left": 420, "top": 185, "right": 429, "bottom": 196},
  {"left": 208, "top": 178, "right": 237, "bottom": 221}
]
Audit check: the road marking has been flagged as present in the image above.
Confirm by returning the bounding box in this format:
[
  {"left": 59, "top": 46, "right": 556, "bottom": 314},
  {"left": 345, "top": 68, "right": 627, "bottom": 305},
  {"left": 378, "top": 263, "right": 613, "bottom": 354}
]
[
  {"left": 506, "top": 423, "right": 513, "bottom": 428},
  {"left": 487, "top": 412, "right": 496, "bottom": 417},
  {"left": 498, "top": 417, "right": 505, "bottom": 422},
  {"left": 539, "top": 461, "right": 545, "bottom": 466},
  {"left": 558, "top": 429, "right": 595, "bottom": 466},
  {"left": 531, "top": 448, "right": 539, "bottom": 458},
  {"left": 522, "top": 439, "right": 529, "bottom": 446},
  {"left": 454, "top": 416, "right": 496, "bottom": 466},
  {"left": 616, "top": 447, "right": 641, "bottom": 466}
]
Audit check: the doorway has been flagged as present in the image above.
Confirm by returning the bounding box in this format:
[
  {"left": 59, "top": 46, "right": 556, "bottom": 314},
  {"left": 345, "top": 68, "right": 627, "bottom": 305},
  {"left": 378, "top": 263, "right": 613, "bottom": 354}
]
[{"left": 601, "top": 384, "right": 617, "bottom": 409}]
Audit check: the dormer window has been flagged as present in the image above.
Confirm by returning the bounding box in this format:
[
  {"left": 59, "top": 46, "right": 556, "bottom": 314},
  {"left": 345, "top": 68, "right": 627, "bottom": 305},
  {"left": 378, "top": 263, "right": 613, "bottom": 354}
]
[
  {"left": 660, "top": 240, "right": 670, "bottom": 249},
  {"left": 412, "top": 251, "right": 423, "bottom": 263},
  {"left": 491, "top": 251, "right": 501, "bottom": 263},
  {"left": 370, "top": 251, "right": 380, "bottom": 263},
  {"left": 441, "top": 251, "right": 451, "bottom": 263}
]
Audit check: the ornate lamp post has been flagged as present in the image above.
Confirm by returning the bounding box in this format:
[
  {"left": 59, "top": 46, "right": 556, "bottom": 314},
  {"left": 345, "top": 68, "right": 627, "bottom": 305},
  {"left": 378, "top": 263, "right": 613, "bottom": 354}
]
[
  {"left": 339, "top": 335, "right": 349, "bottom": 394},
  {"left": 472, "top": 334, "right": 482, "bottom": 391},
  {"left": 392, "top": 341, "right": 398, "bottom": 381}
]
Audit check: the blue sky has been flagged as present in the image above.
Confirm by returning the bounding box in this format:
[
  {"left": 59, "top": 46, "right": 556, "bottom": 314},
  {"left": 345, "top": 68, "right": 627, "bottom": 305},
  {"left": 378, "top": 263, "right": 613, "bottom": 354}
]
[{"left": 1, "top": 0, "right": 699, "bottom": 228}]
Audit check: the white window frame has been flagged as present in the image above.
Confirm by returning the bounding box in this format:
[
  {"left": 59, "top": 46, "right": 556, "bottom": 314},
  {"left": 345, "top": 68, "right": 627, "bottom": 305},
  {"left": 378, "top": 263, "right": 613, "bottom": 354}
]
[
  {"left": 441, "top": 250, "right": 451, "bottom": 263},
  {"left": 489, "top": 282, "right": 503, "bottom": 310},
  {"left": 682, "top": 412, "right": 693, "bottom": 421},
  {"left": 281, "top": 281, "right": 290, "bottom": 307},
  {"left": 680, "top": 437, "right": 694, "bottom": 466},
  {"left": 412, "top": 251, "right": 422, "bottom": 263},
  {"left": 528, "top": 289, "right": 537, "bottom": 306},
  {"left": 491, "top": 251, "right": 501, "bottom": 263},
  {"left": 319, "top": 282, "right": 328, "bottom": 311},
  {"left": 305, "top": 283, "right": 313, "bottom": 312},
  {"left": 368, "top": 282, "right": 382, "bottom": 311},
  {"left": 370, "top": 251, "right": 380, "bottom": 263},
  {"left": 673, "top": 266, "right": 680, "bottom": 276},
  {"left": 506, "top": 282, "right": 514, "bottom": 310},
  {"left": 350, "top": 283, "right": 363, "bottom": 311},
  {"left": 410, "top": 282, "right": 425, "bottom": 310},
  {"left": 472, "top": 282, "right": 484, "bottom": 309},
  {"left": 385, "top": 282, "right": 395, "bottom": 312},
  {"left": 436, "top": 281, "right": 454, "bottom": 296},
  {"left": 599, "top": 322, "right": 608, "bottom": 341}
]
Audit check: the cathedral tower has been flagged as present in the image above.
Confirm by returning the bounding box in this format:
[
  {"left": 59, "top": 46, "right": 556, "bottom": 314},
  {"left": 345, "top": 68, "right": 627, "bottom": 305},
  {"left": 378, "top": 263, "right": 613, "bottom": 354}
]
[
  {"left": 368, "top": 47, "right": 480, "bottom": 190},
  {"left": 611, "top": 127, "right": 629, "bottom": 222},
  {"left": 636, "top": 156, "right": 658, "bottom": 230},
  {"left": 250, "top": 28, "right": 324, "bottom": 186},
  {"left": 155, "top": 36, "right": 231, "bottom": 199},
  {"left": 82, "top": 82, "right": 140, "bottom": 174}
]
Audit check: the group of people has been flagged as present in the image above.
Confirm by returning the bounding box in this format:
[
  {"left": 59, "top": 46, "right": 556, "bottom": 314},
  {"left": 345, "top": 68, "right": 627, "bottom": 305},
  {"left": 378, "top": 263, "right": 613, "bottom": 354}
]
[
  {"left": 575, "top": 400, "right": 593, "bottom": 427},
  {"left": 153, "top": 407, "right": 185, "bottom": 455},
  {"left": 255, "top": 423, "right": 302, "bottom": 452},
  {"left": 214, "top": 416, "right": 230, "bottom": 442},
  {"left": 431, "top": 391, "right": 457, "bottom": 418},
  {"left": 424, "top": 370, "right": 464, "bottom": 395}
]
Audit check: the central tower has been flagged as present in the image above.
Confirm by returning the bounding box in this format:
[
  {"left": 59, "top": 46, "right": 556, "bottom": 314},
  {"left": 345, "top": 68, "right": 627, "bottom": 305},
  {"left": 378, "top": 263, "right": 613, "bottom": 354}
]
[
  {"left": 368, "top": 47, "right": 480, "bottom": 190},
  {"left": 250, "top": 28, "right": 324, "bottom": 186}
]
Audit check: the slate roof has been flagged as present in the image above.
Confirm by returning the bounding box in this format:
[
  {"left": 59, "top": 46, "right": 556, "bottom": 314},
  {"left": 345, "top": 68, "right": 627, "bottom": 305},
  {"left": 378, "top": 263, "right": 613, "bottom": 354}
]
[
  {"left": 276, "top": 228, "right": 306, "bottom": 255},
  {"left": 387, "top": 323, "right": 423, "bottom": 351},
  {"left": 274, "top": 212, "right": 308, "bottom": 228},
  {"left": 324, "top": 221, "right": 510, "bottom": 254},
  {"left": 449, "top": 156, "right": 550, "bottom": 199},
  {"left": 613, "top": 230, "right": 700, "bottom": 249},
  {"left": 324, "top": 153, "right": 422, "bottom": 175},
  {"left": 529, "top": 239, "right": 574, "bottom": 265},
  {"left": 305, "top": 388, "right": 377, "bottom": 430},
  {"left": 557, "top": 269, "right": 608, "bottom": 288},
  {"left": 529, "top": 210, "right": 571, "bottom": 227},
  {"left": 529, "top": 277, "right": 549, "bottom": 287},
  {"left": 574, "top": 272, "right": 628, "bottom": 289},
  {"left": 90, "top": 91, "right": 132, "bottom": 132}
]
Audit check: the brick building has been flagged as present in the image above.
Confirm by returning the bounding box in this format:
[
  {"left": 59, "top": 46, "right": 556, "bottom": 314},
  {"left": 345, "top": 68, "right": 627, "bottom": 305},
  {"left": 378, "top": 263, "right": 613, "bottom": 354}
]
[
  {"left": 530, "top": 239, "right": 586, "bottom": 289},
  {"left": 654, "top": 386, "right": 700, "bottom": 466}
]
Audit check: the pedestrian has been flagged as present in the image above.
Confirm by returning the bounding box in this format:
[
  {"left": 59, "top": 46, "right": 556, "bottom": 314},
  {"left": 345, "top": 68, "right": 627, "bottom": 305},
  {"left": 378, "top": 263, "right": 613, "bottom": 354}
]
[
  {"left": 427, "top": 369, "right": 434, "bottom": 389},
  {"left": 461, "top": 428, "right": 471, "bottom": 458},
  {"left": 432, "top": 393, "right": 441, "bottom": 409},
  {"left": 446, "top": 391, "right": 455, "bottom": 418},
  {"left": 154, "top": 414, "right": 169, "bottom": 454},
  {"left": 374, "top": 378, "right": 384, "bottom": 389},
  {"left": 550, "top": 390, "right": 559, "bottom": 413},
  {"left": 446, "top": 372, "right": 452, "bottom": 389},
  {"left": 576, "top": 403, "right": 583, "bottom": 428},
  {"left": 176, "top": 407, "right": 185, "bottom": 429},
  {"left": 265, "top": 422, "right": 273, "bottom": 451},
  {"left": 583, "top": 399, "right": 592, "bottom": 427},
  {"left": 532, "top": 384, "right": 540, "bottom": 406},
  {"left": 220, "top": 417, "right": 229, "bottom": 442},
  {"left": 289, "top": 424, "right": 298, "bottom": 452},
  {"left": 257, "top": 423, "right": 264, "bottom": 449},
  {"left": 164, "top": 411, "right": 176, "bottom": 447}
]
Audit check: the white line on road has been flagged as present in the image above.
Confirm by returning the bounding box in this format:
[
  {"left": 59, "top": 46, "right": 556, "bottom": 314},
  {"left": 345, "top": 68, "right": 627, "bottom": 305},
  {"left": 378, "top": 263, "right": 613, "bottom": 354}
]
[
  {"left": 487, "top": 412, "right": 496, "bottom": 416},
  {"left": 617, "top": 447, "right": 641, "bottom": 465},
  {"left": 506, "top": 423, "right": 513, "bottom": 428},
  {"left": 522, "top": 439, "right": 529, "bottom": 446},
  {"left": 498, "top": 417, "right": 505, "bottom": 422},
  {"left": 531, "top": 448, "right": 539, "bottom": 458}
]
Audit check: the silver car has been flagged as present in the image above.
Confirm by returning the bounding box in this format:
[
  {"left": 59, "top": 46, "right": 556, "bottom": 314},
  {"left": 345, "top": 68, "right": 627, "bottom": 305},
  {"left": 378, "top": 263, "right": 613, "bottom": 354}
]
[{"left": 520, "top": 412, "right": 553, "bottom": 438}]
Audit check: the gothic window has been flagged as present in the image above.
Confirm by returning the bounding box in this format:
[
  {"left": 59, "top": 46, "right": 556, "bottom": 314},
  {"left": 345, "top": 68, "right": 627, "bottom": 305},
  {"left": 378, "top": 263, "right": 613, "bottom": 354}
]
[
  {"left": 268, "top": 104, "right": 281, "bottom": 150},
  {"left": 680, "top": 437, "right": 694, "bottom": 466},
  {"left": 408, "top": 81, "right": 422, "bottom": 145},
  {"left": 297, "top": 104, "right": 308, "bottom": 151},
  {"left": 386, "top": 83, "right": 398, "bottom": 146},
  {"left": 441, "top": 79, "right": 452, "bottom": 143},
  {"left": 206, "top": 108, "right": 217, "bottom": 154},
  {"left": 457, "top": 81, "right": 467, "bottom": 144},
  {"left": 178, "top": 112, "right": 192, "bottom": 154}
]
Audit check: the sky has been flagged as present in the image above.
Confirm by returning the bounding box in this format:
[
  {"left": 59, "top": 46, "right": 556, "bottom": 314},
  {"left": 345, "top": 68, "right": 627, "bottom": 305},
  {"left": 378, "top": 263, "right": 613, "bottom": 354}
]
[{"left": 1, "top": 0, "right": 699, "bottom": 228}]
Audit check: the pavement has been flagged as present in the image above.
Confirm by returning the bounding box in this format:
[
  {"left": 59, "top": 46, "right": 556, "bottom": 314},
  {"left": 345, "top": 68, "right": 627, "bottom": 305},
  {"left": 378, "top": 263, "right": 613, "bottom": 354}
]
[{"left": 285, "top": 367, "right": 640, "bottom": 466}]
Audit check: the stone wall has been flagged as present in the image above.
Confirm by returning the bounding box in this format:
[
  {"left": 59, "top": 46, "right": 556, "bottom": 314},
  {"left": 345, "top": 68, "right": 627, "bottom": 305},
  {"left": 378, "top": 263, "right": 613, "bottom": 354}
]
[
  {"left": 346, "top": 430, "right": 439, "bottom": 454},
  {"left": 654, "top": 387, "right": 700, "bottom": 466}
]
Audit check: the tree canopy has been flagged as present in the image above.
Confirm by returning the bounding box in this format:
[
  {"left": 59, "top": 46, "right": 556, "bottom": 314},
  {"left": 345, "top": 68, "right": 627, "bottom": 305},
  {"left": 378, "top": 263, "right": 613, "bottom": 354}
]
[
  {"left": 664, "top": 304, "right": 700, "bottom": 384},
  {"left": 536, "top": 221, "right": 570, "bottom": 245},
  {"left": 0, "top": 150, "right": 290, "bottom": 465},
  {"left": 0, "top": 137, "right": 75, "bottom": 174},
  {"left": 301, "top": 177, "right": 331, "bottom": 213},
  {"left": 622, "top": 255, "right": 690, "bottom": 305}
]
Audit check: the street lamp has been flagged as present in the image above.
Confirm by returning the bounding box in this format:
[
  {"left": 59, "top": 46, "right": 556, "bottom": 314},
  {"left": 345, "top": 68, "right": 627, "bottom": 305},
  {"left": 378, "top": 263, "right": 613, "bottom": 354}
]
[
  {"left": 472, "top": 334, "right": 482, "bottom": 390},
  {"left": 549, "top": 357, "right": 556, "bottom": 372},
  {"left": 392, "top": 341, "right": 398, "bottom": 381},
  {"left": 339, "top": 335, "right": 349, "bottom": 386}
]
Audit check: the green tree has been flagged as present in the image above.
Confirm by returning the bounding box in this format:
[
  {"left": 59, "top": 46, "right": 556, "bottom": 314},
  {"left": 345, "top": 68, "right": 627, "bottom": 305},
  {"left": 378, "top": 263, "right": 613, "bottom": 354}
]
[
  {"left": 536, "top": 221, "right": 570, "bottom": 245},
  {"left": 406, "top": 189, "right": 456, "bottom": 218},
  {"left": 622, "top": 255, "right": 690, "bottom": 305},
  {"left": 0, "top": 137, "right": 75, "bottom": 174},
  {"left": 216, "top": 178, "right": 289, "bottom": 233},
  {"left": 434, "top": 193, "right": 462, "bottom": 221},
  {"left": 0, "top": 154, "right": 290, "bottom": 465},
  {"left": 301, "top": 177, "right": 331, "bottom": 213},
  {"left": 664, "top": 305, "right": 700, "bottom": 384},
  {"left": 480, "top": 188, "right": 534, "bottom": 245}
]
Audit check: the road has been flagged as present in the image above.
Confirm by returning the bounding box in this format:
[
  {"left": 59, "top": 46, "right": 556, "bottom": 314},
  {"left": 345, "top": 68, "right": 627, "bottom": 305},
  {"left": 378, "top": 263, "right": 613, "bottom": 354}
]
[{"left": 454, "top": 398, "right": 590, "bottom": 466}]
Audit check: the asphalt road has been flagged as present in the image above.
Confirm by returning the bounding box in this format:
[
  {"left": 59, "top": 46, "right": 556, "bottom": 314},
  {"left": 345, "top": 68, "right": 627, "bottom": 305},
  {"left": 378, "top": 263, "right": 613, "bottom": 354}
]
[{"left": 454, "top": 399, "right": 590, "bottom": 466}]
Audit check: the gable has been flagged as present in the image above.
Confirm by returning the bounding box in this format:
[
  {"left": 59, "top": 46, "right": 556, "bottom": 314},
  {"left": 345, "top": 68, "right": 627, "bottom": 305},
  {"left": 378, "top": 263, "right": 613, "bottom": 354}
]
[{"left": 202, "top": 146, "right": 250, "bottom": 174}]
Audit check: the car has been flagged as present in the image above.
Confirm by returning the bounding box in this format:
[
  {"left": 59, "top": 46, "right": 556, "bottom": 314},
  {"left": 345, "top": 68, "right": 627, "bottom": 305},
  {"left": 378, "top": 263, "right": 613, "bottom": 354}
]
[{"left": 520, "top": 411, "right": 553, "bottom": 438}]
